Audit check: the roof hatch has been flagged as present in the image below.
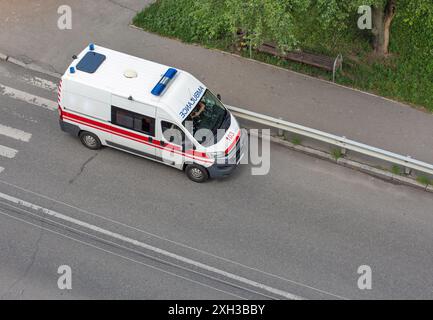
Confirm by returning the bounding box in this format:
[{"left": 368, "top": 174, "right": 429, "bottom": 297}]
[{"left": 76, "top": 51, "right": 106, "bottom": 74}]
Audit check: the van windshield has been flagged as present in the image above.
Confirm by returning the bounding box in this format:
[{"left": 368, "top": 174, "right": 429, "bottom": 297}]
[{"left": 183, "top": 90, "right": 230, "bottom": 146}]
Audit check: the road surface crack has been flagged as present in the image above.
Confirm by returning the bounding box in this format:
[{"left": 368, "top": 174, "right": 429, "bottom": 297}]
[
  {"left": 0, "top": 224, "right": 43, "bottom": 299},
  {"left": 68, "top": 153, "right": 98, "bottom": 185}
]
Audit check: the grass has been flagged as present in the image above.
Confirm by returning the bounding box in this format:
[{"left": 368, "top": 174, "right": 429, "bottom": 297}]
[
  {"left": 133, "top": 0, "right": 433, "bottom": 112},
  {"left": 391, "top": 165, "right": 402, "bottom": 175},
  {"left": 416, "top": 175, "right": 432, "bottom": 186},
  {"left": 290, "top": 135, "right": 302, "bottom": 145},
  {"left": 331, "top": 148, "right": 343, "bottom": 160}
]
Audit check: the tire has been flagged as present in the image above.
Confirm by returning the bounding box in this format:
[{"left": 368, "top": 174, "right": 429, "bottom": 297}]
[
  {"left": 79, "top": 131, "right": 102, "bottom": 150},
  {"left": 185, "top": 164, "right": 209, "bottom": 183}
]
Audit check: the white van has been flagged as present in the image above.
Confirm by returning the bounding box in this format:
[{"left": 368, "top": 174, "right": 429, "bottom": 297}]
[{"left": 58, "top": 44, "right": 245, "bottom": 182}]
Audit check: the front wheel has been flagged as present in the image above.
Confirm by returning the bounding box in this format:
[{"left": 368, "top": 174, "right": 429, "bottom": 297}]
[
  {"left": 79, "top": 131, "right": 102, "bottom": 150},
  {"left": 185, "top": 164, "right": 209, "bottom": 183}
]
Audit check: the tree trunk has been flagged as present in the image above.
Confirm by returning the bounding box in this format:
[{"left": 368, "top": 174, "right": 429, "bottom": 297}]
[{"left": 372, "top": 0, "right": 396, "bottom": 56}]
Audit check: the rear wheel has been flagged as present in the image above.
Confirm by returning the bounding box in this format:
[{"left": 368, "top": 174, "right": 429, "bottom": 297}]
[
  {"left": 185, "top": 164, "right": 209, "bottom": 183},
  {"left": 79, "top": 131, "right": 102, "bottom": 150}
]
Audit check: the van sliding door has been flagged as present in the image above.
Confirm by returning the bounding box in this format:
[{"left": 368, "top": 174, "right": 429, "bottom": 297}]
[{"left": 109, "top": 95, "right": 157, "bottom": 160}]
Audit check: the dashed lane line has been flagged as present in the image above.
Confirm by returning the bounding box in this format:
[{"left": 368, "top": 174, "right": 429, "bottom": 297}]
[
  {"left": 0, "top": 124, "right": 32, "bottom": 142},
  {"left": 21, "top": 76, "right": 58, "bottom": 92},
  {"left": 0, "top": 83, "right": 57, "bottom": 111},
  {"left": 0, "top": 145, "right": 18, "bottom": 159}
]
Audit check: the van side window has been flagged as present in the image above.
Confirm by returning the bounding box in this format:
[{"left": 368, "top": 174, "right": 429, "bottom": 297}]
[
  {"left": 161, "top": 121, "right": 185, "bottom": 146},
  {"left": 115, "top": 109, "right": 134, "bottom": 129},
  {"left": 112, "top": 106, "right": 155, "bottom": 136}
]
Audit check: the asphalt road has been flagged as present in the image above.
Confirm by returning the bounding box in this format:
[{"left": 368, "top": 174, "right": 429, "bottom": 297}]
[
  {"left": 1, "top": 60, "right": 433, "bottom": 299},
  {"left": 1, "top": 0, "right": 433, "bottom": 164}
]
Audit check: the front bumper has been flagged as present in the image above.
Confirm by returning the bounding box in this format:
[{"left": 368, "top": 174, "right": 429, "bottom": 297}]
[
  {"left": 207, "top": 131, "right": 245, "bottom": 178},
  {"left": 207, "top": 162, "right": 238, "bottom": 178}
]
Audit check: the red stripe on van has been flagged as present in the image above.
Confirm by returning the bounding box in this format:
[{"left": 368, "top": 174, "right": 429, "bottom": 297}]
[
  {"left": 225, "top": 130, "right": 241, "bottom": 155},
  {"left": 185, "top": 149, "right": 208, "bottom": 158},
  {"left": 62, "top": 110, "right": 212, "bottom": 163}
]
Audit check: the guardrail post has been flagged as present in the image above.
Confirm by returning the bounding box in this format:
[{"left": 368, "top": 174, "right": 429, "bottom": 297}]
[
  {"left": 404, "top": 156, "right": 412, "bottom": 175},
  {"left": 277, "top": 117, "right": 284, "bottom": 137},
  {"left": 341, "top": 136, "right": 347, "bottom": 155}
]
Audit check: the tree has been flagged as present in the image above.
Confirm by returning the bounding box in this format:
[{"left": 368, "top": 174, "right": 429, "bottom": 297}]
[
  {"left": 371, "top": 0, "right": 397, "bottom": 56},
  {"left": 222, "top": 0, "right": 399, "bottom": 56},
  {"left": 313, "top": 0, "right": 397, "bottom": 56},
  {"left": 222, "top": 0, "right": 309, "bottom": 52},
  {"left": 195, "top": 0, "right": 426, "bottom": 58}
]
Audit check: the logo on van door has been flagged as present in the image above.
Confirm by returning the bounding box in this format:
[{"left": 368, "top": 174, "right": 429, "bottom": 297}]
[{"left": 179, "top": 86, "right": 205, "bottom": 120}]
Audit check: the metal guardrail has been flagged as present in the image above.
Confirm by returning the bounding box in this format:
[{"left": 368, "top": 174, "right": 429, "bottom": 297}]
[{"left": 227, "top": 105, "right": 433, "bottom": 176}]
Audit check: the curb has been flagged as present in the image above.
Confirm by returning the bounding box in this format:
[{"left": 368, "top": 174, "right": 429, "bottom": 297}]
[
  {"left": 2, "top": 51, "right": 431, "bottom": 193},
  {"left": 266, "top": 134, "right": 432, "bottom": 193},
  {"left": 0, "top": 52, "right": 8, "bottom": 61},
  {"left": 0, "top": 51, "right": 61, "bottom": 79}
]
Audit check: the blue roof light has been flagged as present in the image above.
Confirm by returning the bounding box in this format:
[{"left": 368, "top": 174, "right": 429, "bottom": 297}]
[
  {"left": 164, "top": 68, "right": 178, "bottom": 79},
  {"left": 89, "top": 43, "right": 95, "bottom": 51},
  {"left": 70, "top": 67, "right": 75, "bottom": 74},
  {"left": 151, "top": 68, "right": 178, "bottom": 96}
]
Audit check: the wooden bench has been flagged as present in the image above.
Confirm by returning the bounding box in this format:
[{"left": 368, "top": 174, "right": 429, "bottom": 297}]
[{"left": 257, "top": 42, "right": 343, "bottom": 82}]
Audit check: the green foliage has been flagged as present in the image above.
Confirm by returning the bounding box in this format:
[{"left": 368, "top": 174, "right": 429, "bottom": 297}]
[
  {"left": 331, "top": 148, "right": 343, "bottom": 160},
  {"left": 416, "top": 175, "right": 432, "bottom": 186},
  {"left": 291, "top": 135, "right": 302, "bottom": 145},
  {"left": 134, "top": 0, "right": 433, "bottom": 111},
  {"left": 391, "top": 165, "right": 401, "bottom": 175}
]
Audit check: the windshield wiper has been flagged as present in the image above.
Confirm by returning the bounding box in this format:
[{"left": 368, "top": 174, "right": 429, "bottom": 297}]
[
  {"left": 212, "top": 110, "right": 228, "bottom": 136},
  {"left": 221, "top": 109, "right": 231, "bottom": 128}
]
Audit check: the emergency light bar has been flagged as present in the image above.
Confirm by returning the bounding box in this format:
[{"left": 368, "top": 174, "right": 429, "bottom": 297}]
[{"left": 151, "top": 68, "right": 178, "bottom": 96}]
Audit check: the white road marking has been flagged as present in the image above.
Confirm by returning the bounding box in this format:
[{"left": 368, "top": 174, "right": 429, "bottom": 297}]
[
  {"left": 0, "top": 167, "right": 4, "bottom": 174},
  {"left": 21, "top": 76, "right": 58, "bottom": 92},
  {"left": 0, "top": 209, "right": 246, "bottom": 300},
  {"left": 0, "top": 124, "right": 32, "bottom": 142},
  {"left": 0, "top": 191, "right": 304, "bottom": 300},
  {"left": 0, "top": 145, "right": 18, "bottom": 158},
  {"left": 0, "top": 200, "right": 263, "bottom": 299},
  {"left": 0, "top": 178, "right": 347, "bottom": 299},
  {"left": 0, "top": 83, "right": 57, "bottom": 111}
]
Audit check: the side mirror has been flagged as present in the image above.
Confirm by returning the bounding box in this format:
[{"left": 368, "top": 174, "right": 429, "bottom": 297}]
[
  {"left": 217, "top": 94, "right": 222, "bottom": 101},
  {"left": 72, "top": 54, "right": 78, "bottom": 60}
]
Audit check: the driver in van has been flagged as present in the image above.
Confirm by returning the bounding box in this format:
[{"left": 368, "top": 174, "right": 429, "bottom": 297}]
[{"left": 191, "top": 101, "right": 206, "bottom": 119}]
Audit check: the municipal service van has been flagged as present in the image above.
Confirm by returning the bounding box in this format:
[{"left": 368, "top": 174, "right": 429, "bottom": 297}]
[{"left": 58, "top": 44, "right": 245, "bottom": 182}]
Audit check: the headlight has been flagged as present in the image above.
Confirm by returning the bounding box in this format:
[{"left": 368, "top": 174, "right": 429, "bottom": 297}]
[{"left": 207, "top": 151, "right": 226, "bottom": 159}]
